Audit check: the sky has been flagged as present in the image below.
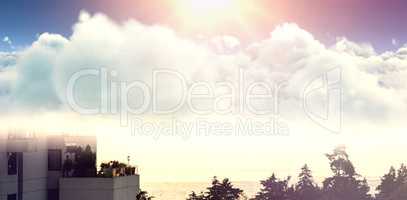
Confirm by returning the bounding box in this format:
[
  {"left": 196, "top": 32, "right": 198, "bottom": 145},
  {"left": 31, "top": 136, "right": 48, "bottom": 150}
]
[
  {"left": 1, "top": 0, "right": 407, "bottom": 184},
  {"left": 2, "top": 0, "right": 407, "bottom": 51}
]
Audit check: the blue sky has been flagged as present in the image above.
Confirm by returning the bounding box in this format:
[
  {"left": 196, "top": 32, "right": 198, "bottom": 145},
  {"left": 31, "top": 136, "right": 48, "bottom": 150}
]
[{"left": 2, "top": 0, "right": 407, "bottom": 51}]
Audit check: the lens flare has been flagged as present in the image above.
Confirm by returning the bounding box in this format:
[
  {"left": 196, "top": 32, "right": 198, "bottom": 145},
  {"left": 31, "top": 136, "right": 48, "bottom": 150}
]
[
  {"left": 175, "top": 0, "right": 253, "bottom": 29},
  {"left": 187, "top": 0, "right": 235, "bottom": 14}
]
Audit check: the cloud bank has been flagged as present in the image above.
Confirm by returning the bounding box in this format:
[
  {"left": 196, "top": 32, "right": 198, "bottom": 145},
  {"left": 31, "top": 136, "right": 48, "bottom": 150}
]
[{"left": 0, "top": 11, "right": 406, "bottom": 132}]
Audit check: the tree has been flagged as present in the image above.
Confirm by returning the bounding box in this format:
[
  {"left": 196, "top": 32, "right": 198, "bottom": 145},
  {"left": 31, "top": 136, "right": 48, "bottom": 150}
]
[
  {"left": 376, "top": 164, "right": 407, "bottom": 200},
  {"left": 187, "top": 177, "right": 244, "bottom": 200},
  {"left": 385, "top": 184, "right": 407, "bottom": 200},
  {"left": 294, "top": 165, "right": 321, "bottom": 200},
  {"left": 67, "top": 145, "right": 97, "bottom": 177},
  {"left": 98, "top": 160, "right": 136, "bottom": 177},
  {"left": 136, "top": 191, "right": 154, "bottom": 200},
  {"left": 322, "top": 146, "right": 372, "bottom": 200},
  {"left": 252, "top": 174, "right": 294, "bottom": 200},
  {"left": 186, "top": 191, "right": 206, "bottom": 200},
  {"left": 395, "top": 164, "right": 407, "bottom": 186},
  {"left": 376, "top": 167, "right": 397, "bottom": 200},
  {"left": 207, "top": 177, "right": 244, "bottom": 200},
  {"left": 326, "top": 146, "right": 356, "bottom": 177}
]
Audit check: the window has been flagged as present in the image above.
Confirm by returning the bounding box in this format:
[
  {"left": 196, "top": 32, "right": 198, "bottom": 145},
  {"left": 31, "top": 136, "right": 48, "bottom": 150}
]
[
  {"left": 48, "top": 149, "right": 62, "bottom": 171},
  {"left": 7, "top": 194, "right": 17, "bottom": 200},
  {"left": 47, "top": 189, "right": 59, "bottom": 200},
  {"left": 7, "top": 152, "right": 17, "bottom": 175}
]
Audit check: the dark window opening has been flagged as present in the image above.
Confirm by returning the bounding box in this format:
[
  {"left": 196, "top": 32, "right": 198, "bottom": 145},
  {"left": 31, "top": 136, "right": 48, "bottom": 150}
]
[
  {"left": 7, "top": 152, "right": 17, "bottom": 175},
  {"left": 48, "top": 149, "right": 62, "bottom": 171},
  {"left": 47, "top": 189, "right": 59, "bottom": 200},
  {"left": 7, "top": 194, "right": 17, "bottom": 200}
]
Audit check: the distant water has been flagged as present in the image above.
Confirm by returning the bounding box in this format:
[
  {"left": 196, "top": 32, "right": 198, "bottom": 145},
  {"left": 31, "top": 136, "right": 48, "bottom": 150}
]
[
  {"left": 143, "top": 181, "right": 261, "bottom": 200},
  {"left": 143, "top": 179, "right": 380, "bottom": 200}
]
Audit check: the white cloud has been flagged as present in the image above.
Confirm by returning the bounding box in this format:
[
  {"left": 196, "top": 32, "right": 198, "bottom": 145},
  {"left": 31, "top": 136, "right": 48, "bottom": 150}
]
[
  {"left": 0, "top": 12, "right": 406, "bottom": 129},
  {"left": 334, "top": 37, "right": 376, "bottom": 57},
  {"left": 210, "top": 35, "right": 241, "bottom": 53},
  {"left": 0, "top": 52, "right": 17, "bottom": 68},
  {"left": 11, "top": 33, "right": 68, "bottom": 109},
  {"left": 2, "top": 36, "right": 11, "bottom": 45}
]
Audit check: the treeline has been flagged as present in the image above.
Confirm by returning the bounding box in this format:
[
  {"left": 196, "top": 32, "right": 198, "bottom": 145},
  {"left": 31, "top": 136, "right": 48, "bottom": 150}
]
[{"left": 186, "top": 146, "right": 407, "bottom": 200}]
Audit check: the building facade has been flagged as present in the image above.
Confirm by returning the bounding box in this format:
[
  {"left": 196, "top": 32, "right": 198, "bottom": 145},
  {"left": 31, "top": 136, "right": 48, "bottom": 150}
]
[
  {"left": 0, "top": 133, "right": 99, "bottom": 200},
  {"left": 59, "top": 175, "right": 140, "bottom": 200}
]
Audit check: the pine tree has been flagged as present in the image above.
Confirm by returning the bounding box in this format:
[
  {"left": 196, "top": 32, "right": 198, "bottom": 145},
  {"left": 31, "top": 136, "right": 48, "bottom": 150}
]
[
  {"left": 294, "top": 165, "right": 321, "bottom": 200},
  {"left": 376, "top": 167, "right": 397, "bottom": 200},
  {"left": 376, "top": 164, "right": 407, "bottom": 200},
  {"left": 206, "top": 177, "right": 243, "bottom": 200},
  {"left": 322, "top": 146, "right": 372, "bottom": 200},
  {"left": 395, "top": 164, "right": 407, "bottom": 186},
  {"left": 252, "top": 174, "right": 294, "bottom": 200},
  {"left": 187, "top": 177, "right": 243, "bottom": 200}
]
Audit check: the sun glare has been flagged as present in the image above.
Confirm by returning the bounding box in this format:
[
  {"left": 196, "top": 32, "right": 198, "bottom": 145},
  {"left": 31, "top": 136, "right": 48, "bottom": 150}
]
[
  {"left": 175, "top": 0, "right": 248, "bottom": 28},
  {"left": 188, "top": 0, "right": 235, "bottom": 13}
]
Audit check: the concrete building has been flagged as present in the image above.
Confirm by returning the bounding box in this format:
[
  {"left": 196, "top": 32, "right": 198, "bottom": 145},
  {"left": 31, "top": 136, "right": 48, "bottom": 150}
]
[
  {"left": 0, "top": 132, "right": 48, "bottom": 200},
  {"left": 0, "top": 133, "right": 139, "bottom": 200},
  {"left": 59, "top": 176, "right": 140, "bottom": 200}
]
